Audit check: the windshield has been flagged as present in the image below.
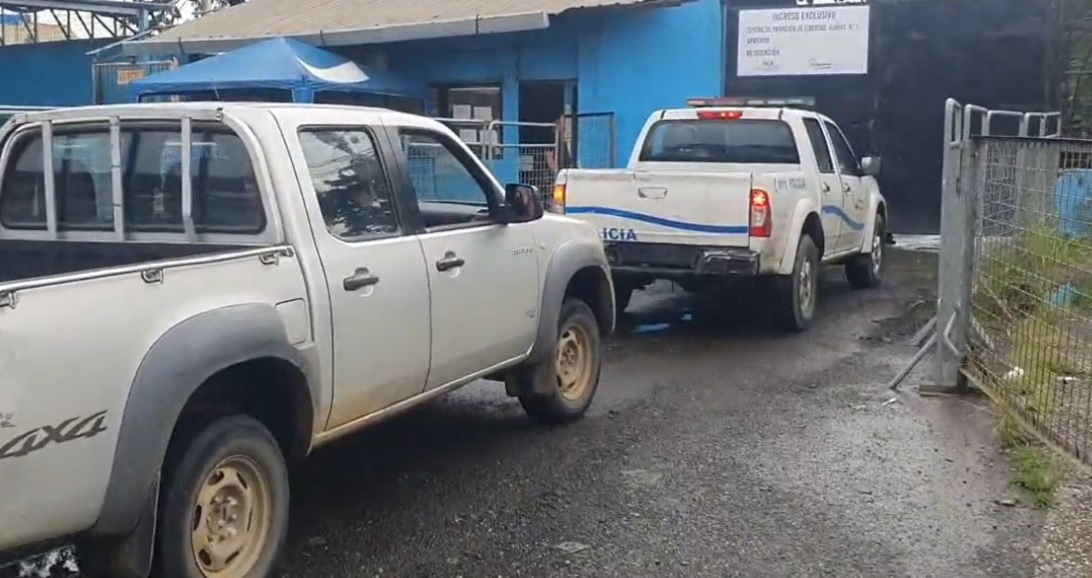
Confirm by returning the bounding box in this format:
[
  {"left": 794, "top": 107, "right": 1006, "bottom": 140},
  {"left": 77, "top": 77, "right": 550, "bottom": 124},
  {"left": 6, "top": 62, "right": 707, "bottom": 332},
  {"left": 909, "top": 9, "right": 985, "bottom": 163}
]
[{"left": 638, "top": 119, "right": 800, "bottom": 164}]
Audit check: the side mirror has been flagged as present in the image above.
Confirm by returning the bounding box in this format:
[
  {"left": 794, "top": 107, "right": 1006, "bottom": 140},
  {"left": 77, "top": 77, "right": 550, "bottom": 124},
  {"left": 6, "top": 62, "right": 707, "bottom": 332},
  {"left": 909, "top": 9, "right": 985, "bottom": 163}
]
[
  {"left": 503, "top": 183, "right": 544, "bottom": 223},
  {"left": 861, "top": 156, "right": 882, "bottom": 177}
]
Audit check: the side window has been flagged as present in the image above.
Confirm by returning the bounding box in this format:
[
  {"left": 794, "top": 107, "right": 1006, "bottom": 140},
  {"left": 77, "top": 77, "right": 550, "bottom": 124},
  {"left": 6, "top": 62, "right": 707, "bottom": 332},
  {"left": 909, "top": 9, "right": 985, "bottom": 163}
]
[
  {"left": 0, "top": 131, "right": 49, "bottom": 229},
  {"left": 398, "top": 129, "right": 493, "bottom": 207},
  {"left": 127, "top": 128, "right": 265, "bottom": 233},
  {"left": 824, "top": 121, "right": 861, "bottom": 177},
  {"left": 803, "top": 118, "right": 835, "bottom": 175},
  {"left": 0, "top": 125, "right": 265, "bottom": 234},
  {"left": 298, "top": 128, "right": 399, "bottom": 240},
  {"left": 0, "top": 128, "right": 119, "bottom": 231}
]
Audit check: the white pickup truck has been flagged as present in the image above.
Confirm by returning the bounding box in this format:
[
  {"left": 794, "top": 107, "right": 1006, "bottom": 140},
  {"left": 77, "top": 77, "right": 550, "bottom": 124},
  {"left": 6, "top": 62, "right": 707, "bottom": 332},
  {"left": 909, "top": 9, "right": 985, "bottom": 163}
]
[
  {"left": 0, "top": 103, "right": 615, "bottom": 578},
  {"left": 553, "top": 98, "right": 891, "bottom": 331}
]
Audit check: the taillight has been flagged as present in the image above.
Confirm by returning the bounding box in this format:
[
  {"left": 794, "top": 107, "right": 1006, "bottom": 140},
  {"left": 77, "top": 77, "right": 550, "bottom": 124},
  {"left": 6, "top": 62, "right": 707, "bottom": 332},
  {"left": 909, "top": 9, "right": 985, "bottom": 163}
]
[
  {"left": 696, "top": 110, "right": 743, "bottom": 121},
  {"left": 551, "top": 184, "right": 566, "bottom": 213},
  {"left": 749, "top": 188, "right": 772, "bottom": 238}
]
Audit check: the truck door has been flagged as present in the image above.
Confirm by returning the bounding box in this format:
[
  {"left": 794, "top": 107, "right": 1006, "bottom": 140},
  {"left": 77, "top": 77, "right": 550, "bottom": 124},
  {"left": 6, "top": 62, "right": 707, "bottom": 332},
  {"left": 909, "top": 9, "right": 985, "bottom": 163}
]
[
  {"left": 823, "top": 120, "right": 868, "bottom": 254},
  {"left": 290, "top": 124, "right": 433, "bottom": 430},
  {"left": 391, "top": 126, "right": 540, "bottom": 390},
  {"left": 801, "top": 117, "right": 842, "bottom": 255}
]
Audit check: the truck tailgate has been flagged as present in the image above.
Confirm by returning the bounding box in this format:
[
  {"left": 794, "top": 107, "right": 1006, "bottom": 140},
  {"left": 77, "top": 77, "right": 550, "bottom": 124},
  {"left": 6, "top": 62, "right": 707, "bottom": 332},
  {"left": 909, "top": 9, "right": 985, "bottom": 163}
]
[{"left": 562, "top": 170, "right": 752, "bottom": 247}]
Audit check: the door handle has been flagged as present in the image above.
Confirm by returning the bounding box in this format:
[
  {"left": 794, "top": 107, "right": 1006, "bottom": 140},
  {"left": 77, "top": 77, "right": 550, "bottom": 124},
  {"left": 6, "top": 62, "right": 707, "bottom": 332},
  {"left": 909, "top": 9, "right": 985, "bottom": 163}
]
[
  {"left": 343, "top": 267, "right": 380, "bottom": 291},
  {"left": 436, "top": 253, "right": 465, "bottom": 272},
  {"left": 821, "top": 182, "right": 831, "bottom": 193},
  {"left": 638, "top": 187, "right": 667, "bottom": 199},
  {"left": 842, "top": 182, "right": 852, "bottom": 193}
]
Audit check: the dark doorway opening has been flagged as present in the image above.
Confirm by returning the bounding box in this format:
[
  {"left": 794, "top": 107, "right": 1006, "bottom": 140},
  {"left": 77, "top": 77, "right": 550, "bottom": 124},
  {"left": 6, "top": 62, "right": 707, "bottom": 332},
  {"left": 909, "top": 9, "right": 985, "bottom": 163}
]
[{"left": 519, "top": 81, "right": 569, "bottom": 185}]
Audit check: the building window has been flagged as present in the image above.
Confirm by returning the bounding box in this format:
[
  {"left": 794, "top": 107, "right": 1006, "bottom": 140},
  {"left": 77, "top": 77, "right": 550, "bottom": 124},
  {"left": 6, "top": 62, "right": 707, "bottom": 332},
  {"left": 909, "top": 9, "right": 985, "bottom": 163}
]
[{"left": 431, "top": 84, "right": 502, "bottom": 156}]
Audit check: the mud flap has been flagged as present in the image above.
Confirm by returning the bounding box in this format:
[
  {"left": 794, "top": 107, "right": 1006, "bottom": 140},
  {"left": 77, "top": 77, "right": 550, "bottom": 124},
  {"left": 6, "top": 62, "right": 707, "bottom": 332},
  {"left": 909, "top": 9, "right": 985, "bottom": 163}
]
[
  {"left": 503, "top": 355, "right": 560, "bottom": 398},
  {"left": 79, "top": 473, "right": 159, "bottom": 578}
]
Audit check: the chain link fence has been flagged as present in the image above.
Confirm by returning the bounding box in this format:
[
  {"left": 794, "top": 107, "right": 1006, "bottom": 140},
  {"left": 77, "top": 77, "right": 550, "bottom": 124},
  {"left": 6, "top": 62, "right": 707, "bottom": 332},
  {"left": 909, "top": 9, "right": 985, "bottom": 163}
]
[
  {"left": 897, "top": 99, "right": 1092, "bottom": 463},
  {"left": 971, "top": 136, "right": 1092, "bottom": 460}
]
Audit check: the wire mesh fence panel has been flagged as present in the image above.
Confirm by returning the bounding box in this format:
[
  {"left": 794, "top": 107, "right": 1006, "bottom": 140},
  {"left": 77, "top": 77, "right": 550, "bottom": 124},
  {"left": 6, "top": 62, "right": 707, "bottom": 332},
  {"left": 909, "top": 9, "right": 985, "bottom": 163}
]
[
  {"left": 969, "top": 136, "right": 1092, "bottom": 461},
  {"left": 403, "top": 140, "right": 490, "bottom": 205},
  {"left": 484, "top": 143, "right": 557, "bottom": 198},
  {"left": 565, "top": 112, "right": 615, "bottom": 169}
]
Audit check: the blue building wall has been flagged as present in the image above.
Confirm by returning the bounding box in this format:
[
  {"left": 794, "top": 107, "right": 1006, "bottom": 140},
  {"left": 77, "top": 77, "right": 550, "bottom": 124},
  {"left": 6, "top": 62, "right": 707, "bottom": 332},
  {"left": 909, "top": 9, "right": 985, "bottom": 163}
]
[
  {"left": 0, "top": 39, "right": 109, "bottom": 106},
  {"left": 381, "top": 0, "right": 724, "bottom": 178}
]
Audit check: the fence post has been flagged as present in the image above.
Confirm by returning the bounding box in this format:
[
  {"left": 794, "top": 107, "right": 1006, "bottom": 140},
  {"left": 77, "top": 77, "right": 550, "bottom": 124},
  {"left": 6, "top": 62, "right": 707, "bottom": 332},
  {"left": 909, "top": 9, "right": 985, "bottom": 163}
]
[{"left": 934, "top": 140, "right": 968, "bottom": 387}]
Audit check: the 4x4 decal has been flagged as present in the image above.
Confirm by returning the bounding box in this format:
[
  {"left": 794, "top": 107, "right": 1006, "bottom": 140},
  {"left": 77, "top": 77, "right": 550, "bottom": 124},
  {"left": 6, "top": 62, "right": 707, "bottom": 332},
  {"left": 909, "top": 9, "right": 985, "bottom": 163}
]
[{"left": 0, "top": 411, "right": 108, "bottom": 461}]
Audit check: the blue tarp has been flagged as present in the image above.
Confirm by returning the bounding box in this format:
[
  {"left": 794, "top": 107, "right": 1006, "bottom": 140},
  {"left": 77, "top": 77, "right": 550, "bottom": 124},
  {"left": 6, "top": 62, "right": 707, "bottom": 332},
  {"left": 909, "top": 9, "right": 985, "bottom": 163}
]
[
  {"left": 1055, "top": 171, "right": 1092, "bottom": 238},
  {"left": 128, "top": 37, "right": 427, "bottom": 103}
]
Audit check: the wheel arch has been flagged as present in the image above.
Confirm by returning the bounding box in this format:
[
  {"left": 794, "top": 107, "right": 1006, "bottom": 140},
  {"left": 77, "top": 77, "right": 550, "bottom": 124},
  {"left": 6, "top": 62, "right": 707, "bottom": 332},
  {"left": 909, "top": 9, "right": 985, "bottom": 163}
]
[
  {"left": 527, "top": 240, "right": 615, "bottom": 366},
  {"left": 776, "top": 200, "right": 824, "bottom": 275},
  {"left": 90, "top": 303, "right": 321, "bottom": 539},
  {"left": 859, "top": 195, "right": 888, "bottom": 254}
]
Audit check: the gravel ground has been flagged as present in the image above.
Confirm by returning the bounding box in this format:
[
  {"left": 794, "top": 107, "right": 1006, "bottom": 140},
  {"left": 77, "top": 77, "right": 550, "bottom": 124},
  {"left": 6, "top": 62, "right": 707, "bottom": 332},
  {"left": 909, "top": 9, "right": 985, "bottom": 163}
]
[
  {"left": 7, "top": 249, "right": 1056, "bottom": 578},
  {"left": 1033, "top": 468, "right": 1092, "bottom": 578}
]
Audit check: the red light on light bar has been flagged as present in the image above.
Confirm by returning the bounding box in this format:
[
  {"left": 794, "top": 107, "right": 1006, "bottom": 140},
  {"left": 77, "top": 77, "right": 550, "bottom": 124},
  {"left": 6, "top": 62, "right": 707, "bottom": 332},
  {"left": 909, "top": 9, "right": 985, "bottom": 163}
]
[{"left": 696, "top": 110, "right": 743, "bottom": 120}]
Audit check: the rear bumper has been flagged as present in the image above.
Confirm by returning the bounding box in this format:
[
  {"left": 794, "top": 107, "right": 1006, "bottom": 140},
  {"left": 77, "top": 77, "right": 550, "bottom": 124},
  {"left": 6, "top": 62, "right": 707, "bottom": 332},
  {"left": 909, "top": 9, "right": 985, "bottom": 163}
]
[{"left": 605, "top": 242, "right": 759, "bottom": 279}]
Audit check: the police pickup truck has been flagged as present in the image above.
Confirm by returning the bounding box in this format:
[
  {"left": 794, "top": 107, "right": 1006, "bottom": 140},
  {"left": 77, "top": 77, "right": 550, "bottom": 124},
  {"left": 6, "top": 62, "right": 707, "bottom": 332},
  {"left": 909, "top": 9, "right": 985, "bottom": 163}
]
[{"left": 552, "top": 97, "right": 891, "bottom": 332}]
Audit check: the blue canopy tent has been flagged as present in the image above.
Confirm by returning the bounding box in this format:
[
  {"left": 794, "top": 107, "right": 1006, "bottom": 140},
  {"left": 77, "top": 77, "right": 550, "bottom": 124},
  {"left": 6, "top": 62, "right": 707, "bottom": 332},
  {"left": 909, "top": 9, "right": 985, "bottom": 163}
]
[{"left": 128, "top": 37, "right": 428, "bottom": 106}]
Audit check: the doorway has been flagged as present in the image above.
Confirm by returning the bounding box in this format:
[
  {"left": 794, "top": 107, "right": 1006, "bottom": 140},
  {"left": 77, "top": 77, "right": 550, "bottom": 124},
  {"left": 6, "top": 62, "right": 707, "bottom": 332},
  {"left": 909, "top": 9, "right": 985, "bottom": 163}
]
[{"left": 518, "top": 81, "right": 572, "bottom": 187}]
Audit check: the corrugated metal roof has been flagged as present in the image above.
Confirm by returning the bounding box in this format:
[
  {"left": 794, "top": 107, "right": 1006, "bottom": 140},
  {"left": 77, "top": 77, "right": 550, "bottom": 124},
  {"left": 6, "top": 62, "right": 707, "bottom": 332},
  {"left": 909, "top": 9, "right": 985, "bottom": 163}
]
[{"left": 127, "top": 0, "right": 686, "bottom": 54}]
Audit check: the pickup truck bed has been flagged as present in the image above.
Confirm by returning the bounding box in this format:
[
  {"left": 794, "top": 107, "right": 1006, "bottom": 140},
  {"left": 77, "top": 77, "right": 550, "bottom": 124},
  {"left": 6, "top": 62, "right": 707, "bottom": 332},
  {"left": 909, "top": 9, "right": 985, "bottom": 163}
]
[{"left": 0, "top": 240, "right": 250, "bottom": 284}]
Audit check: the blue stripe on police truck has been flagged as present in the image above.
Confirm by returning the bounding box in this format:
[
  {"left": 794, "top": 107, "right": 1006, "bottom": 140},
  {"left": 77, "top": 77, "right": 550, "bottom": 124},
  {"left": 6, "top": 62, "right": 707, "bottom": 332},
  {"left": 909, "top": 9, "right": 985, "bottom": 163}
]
[
  {"left": 565, "top": 206, "right": 749, "bottom": 234},
  {"left": 820, "top": 205, "right": 866, "bottom": 231}
]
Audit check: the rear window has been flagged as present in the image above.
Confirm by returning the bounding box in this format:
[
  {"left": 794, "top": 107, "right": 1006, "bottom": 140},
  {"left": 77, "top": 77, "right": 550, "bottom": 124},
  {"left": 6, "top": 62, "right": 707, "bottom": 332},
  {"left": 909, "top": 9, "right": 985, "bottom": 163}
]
[
  {"left": 638, "top": 119, "right": 800, "bottom": 164},
  {"left": 0, "top": 124, "right": 265, "bottom": 234}
]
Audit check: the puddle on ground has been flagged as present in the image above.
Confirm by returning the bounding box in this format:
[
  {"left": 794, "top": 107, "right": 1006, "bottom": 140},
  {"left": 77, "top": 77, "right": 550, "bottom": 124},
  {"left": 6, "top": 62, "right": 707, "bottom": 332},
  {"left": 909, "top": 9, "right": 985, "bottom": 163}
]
[{"left": 630, "top": 311, "right": 695, "bottom": 334}]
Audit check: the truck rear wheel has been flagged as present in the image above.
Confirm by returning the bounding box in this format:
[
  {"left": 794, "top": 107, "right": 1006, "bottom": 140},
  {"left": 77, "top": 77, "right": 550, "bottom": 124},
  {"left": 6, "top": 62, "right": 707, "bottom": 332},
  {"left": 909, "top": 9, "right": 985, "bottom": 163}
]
[
  {"left": 156, "top": 415, "right": 289, "bottom": 578},
  {"left": 846, "top": 214, "right": 886, "bottom": 289},
  {"left": 772, "top": 234, "right": 819, "bottom": 333},
  {"left": 517, "top": 298, "right": 603, "bottom": 423}
]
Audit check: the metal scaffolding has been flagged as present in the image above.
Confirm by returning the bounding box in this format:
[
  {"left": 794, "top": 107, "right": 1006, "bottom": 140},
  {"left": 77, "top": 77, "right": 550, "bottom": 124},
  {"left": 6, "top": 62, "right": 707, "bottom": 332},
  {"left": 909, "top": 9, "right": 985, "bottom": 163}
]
[{"left": 0, "top": 0, "right": 176, "bottom": 44}]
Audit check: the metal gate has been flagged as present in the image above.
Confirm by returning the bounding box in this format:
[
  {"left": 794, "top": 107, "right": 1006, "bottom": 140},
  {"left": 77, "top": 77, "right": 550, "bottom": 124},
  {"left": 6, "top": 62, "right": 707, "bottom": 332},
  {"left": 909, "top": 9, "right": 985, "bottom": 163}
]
[
  {"left": 435, "top": 114, "right": 616, "bottom": 206},
  {"left": 562, "top": 112, "right": 616, "bottom": 170},
  {"left": 93, "top": 59, "right": 177, "bottom": 105}
]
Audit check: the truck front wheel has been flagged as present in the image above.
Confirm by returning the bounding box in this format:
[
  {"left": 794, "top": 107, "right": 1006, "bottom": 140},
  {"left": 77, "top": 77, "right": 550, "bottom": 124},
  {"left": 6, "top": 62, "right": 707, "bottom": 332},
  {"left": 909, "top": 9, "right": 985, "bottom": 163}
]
[
  {"left": 516, "top": 298, "right": 603, "bottom": 423},
  {"left": 156, "top": 415, "right": 289, "bottom": 578},
  {"left": 772, "top": 234, "right": 819, "bottom": 332},
  {"left": 845, "top": 214, "right": 886, "bottom": 289}
]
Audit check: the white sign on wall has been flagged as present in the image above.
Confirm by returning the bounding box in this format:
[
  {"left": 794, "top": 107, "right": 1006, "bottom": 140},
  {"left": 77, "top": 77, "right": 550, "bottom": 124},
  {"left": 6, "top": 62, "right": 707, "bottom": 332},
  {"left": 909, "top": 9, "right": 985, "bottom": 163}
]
[{"left": 737, "top": 5, "right": 870, "bottom": 77}]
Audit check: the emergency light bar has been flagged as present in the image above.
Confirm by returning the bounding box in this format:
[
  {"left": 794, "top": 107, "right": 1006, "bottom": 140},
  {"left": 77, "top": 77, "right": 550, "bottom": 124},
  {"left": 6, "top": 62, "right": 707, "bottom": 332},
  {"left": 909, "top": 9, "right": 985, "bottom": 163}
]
[{"left": 687, "top": 96, "right": 817, "bottom": 108}]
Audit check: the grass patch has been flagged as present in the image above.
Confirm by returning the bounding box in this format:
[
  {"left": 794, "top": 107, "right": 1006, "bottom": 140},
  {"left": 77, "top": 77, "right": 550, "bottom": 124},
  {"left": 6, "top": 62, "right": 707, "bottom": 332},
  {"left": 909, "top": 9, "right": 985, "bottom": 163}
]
[
  {"left": 973, "top": 223, "right": 1092, "bottom": 420},
  {"left": 999, "top": 412, "right": 1061, "bottom": 509},
  {"left": 1010, "top": 445, "right": 1060, "bottom": 509}
]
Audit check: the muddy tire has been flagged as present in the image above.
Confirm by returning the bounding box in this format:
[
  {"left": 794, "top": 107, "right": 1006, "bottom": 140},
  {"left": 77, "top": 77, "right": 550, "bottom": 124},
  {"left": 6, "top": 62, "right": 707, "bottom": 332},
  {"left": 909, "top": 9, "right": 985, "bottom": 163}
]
[
  {"left": 846, "top": 214, "right": 886, "bottom": 290},
  {"left": 156, "top": 415, "right": 289, "bottom": 578},
  {"left": 517, "top": 299, "right": 603, "bottom": 424},
  {"left": 772, "top": 234, "right": 820, "bottom": 333}
]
